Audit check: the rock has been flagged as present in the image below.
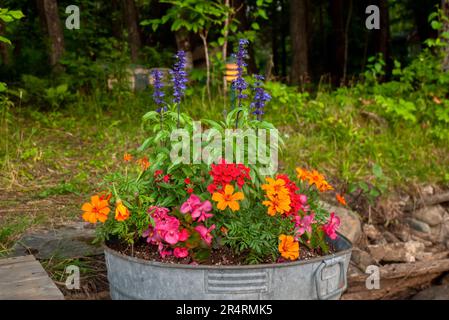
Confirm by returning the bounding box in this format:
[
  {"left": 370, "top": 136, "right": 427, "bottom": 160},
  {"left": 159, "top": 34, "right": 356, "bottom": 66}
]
[
  {"left": 368, "top": 241, "right": 425, "bottom": 263},
  {"left": 10, "top": 221, "right": 102, "bottom": 259},
  {"left": 383, "top": 231, "right": 400, "bottom": 243},
  {"left": 363, "top": 224, "right": 384, "bottom": 242},
  {"left": 406, "top": 218, "right": 431, "bottom": 234},
  {"left": 351, "top": 248, "right": 376, "bottom": 270},
  {"left": 412, "top": 284, "right": 449, "bottom": 300},
  {"left": 412, "top": 205, "right": 445, "bottom": 226},
  {"left": 421, "top": 185, "right": 434, "bottom": 197},
  {"left": 320, "top": 201, "right": 362, "bottom": 244}
]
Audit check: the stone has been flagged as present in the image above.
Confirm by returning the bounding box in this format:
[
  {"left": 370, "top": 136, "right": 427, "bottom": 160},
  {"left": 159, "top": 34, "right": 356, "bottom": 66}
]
[
  {"left": 351, "top": 248, "right": 376, "bottom": 271},
  {"left": 412, "top": 284, "right": 449, "bottom": 300},
  {"left": 10, "top": 221, "right": 102, "bottom": 259},
  {"left": 320, "top": 201, "right": 362, "bottom": 244},
  {"left": 383, "top": 231, "right": 400, "bottom": 243},
  {"left": 420, "top": 185, "right": 434, "bottom": 197},
  {"left": 363, "top": 224, "right": 385, "bottom": 243},
  {"left": 368, "top": 241, "right": 425, "bottom": 263},
  {"left": 405, "top": 218, "right": 431, "bottom": 234},
  {"left": 412, "top": 205, "right": 445, "bottom": 226}
]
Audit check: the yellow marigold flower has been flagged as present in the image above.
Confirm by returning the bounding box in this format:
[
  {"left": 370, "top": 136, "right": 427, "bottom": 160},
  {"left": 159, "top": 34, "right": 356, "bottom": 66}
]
[
  {"left": 278, "top": 234, "right": 299, "bottom": 260},
  {"left": 81, "top": 195, "right": 110, "bottom": 224},
  {"left": 123, "top": 153, "right": 133, "bottom": 162},
  {"left": 295, "top": 167, "right": 309, "bottom": 181},
  {"left": 262, "top": 193, "right": 291, "bottom": 216},
  {"left": 261, "top": 177, "right": 290, "bottom": 197},
  {"left": 212, "top": 184, "right": 244, "bottom": 212},
  {"left": 115, "top": 200, "right": 130, "bottom": 221}
]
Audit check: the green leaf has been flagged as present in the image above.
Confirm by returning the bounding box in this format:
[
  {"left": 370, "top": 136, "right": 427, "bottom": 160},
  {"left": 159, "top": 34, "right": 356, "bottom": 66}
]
[
  {"left": 251, "top": 22, "right": 260, "bottom": 30},
  {"left": 0, "top": 35, "right": 11, "bottom": 45}
]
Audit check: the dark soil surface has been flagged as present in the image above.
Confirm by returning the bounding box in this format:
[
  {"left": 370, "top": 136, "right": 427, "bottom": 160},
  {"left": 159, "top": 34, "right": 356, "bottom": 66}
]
[{"left": 107, "top": 239, "right": 336, "bottom": 266}]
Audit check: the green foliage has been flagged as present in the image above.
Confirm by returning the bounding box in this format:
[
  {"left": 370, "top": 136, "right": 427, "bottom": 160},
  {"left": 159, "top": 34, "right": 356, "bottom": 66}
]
[{"left": 220, "top": 204, "right": 291, "bottom": 264}]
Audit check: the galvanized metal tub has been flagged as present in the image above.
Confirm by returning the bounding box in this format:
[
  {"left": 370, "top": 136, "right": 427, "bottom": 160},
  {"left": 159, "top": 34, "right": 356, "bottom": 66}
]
[{"left": 105, "top": 234, "right": 352, "bottom": 300}]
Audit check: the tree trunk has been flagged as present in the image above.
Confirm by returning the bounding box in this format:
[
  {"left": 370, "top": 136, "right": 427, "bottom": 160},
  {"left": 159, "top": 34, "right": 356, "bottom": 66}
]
[
  {"left": 37, "top": 0, "right": 65, "bottom": 71},
  {"left": 175, "top": 29, "right": 193, "bottom": 70},
  {"left": 330, "top": 0, "right": 345, "bottom": 86},
  {"left": 442, "top": 0, "right": 449, "bottom": 72},
  {"left": 223, "top": 0, "right": 230, "bottom": 94},
  {"left": 375, "top": 0, "right": 391, "bottom": 77},
  {"left": 280, "top": 0, "right": 288, "bottom": 79},
  {"left": 122, "top": 0, "right": 141, "bottom": 63},
  {"left": 199, "top": 30, "right": 211, "bottom": 100},
  {"left": 290, "top": 0, "right": 309, "bottom": 86},
  {"left": 342, "top": 0, "right": 353, "bottom": 84}
]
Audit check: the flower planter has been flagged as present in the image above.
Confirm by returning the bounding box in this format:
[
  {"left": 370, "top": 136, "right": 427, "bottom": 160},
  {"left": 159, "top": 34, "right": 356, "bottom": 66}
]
[{"left": 104, "top": 233, "right": 352, "bottom": 300}]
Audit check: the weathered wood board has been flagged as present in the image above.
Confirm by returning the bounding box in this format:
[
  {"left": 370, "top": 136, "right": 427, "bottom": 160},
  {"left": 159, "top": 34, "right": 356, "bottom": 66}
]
[{"left": 0, "top": 255, "right": 64, "bottom": 300}]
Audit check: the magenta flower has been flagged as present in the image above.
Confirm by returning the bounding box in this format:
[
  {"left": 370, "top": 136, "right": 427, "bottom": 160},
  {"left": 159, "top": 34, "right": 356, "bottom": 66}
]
[
  {"left": 174, "top": 247, "right": 189, "bottom": 258},
  {"left": 294, "top": 213, "right": 315, "bottom": 239},
  {"left": 142, "top": 226, "right": 163, "bottom": 244},
  {"left": 180, "top": 194, "right": 201, "bottom": 214},
  {"left": 194, "top": 224, "right": 215, "bottom": 246},
  {"left": 163, "top": 229, "right": 180, "bottom": 245},
  {"left": 155, "top": 215, "right": 179, "bottom": 232},
  {"left": 323, "top": 212, "right": 340, "bottom": 240},
  {"left": 191, "top": 200, "right": 213, "bottom": 222},
  {"left": 158, "top": 243, "right": 172, "bottom": 258},
  {"left": 178, "top": 228, "right": 189, "bottom": 242}
]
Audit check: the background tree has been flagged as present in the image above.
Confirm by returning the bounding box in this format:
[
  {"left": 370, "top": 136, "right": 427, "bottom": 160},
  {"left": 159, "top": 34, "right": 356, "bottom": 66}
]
[
  {"left": 289, "top": 0, "right": 309, "bottom": 86},
  {"left": 36, "top": 0, "right": 65, "bottom": 72},
  {"left": 122, "top": 0, "right": 141, "bottom": 63}
]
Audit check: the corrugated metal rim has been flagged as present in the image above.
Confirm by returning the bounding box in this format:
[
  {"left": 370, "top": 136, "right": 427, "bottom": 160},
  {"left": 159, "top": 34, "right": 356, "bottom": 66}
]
[{"left": 104, "top": 232, "right": 352, "bottom": 270}]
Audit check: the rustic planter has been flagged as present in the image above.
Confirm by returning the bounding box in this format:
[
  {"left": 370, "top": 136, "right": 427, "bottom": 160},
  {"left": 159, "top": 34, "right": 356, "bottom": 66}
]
[{"left": 104, "top": 234, "right": 352, "bottom": 300}]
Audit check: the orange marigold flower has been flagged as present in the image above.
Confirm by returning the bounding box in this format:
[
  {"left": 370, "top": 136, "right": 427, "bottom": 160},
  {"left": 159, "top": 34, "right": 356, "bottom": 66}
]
[
  {"left": 81, "top": 195, "right": 110, "bottom": 224},
  {"left": 137, "top": 156, "right": 150, "bottom": 171},
  {"left": 336, "top": 193, "right": 347, "bottom": 206},
  {"left": 123, "top": 153, "right": 133, "bottom": 162},
  {"left": 318, "top": 180, "right": 334, "bottom": 192},
  {"left": 278, "top": 234, "right": 300, "bottom": 260},
  {"left": 307, "top": 170, "right": 326, "bottom": 188},
  {"left": 262, "top": 193, "right": 291, "bottom": 216},
  {"left": 115, "top": 200, "right": 130, "bottom": 221},
  {"left": 261, "top": 177, "right": 290, "bottom": 197},
  {"left": 212, "top": 184, "right": 244, "bottom": 212},
  {"left": 295, "top": 167, "right": 309, "bottom": 181}
]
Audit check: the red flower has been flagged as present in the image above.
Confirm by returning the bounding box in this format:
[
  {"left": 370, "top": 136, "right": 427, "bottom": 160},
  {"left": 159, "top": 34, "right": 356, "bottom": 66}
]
[
  {"left": 186, "top": 187, "right": 194, "bottom": 194},
  {"left": 207, "top": 160, "right": 251, "bottom": 193},
  {"left": 154, "top": 170, "right": 163, "bottom": 177},
  {"left": 163, "top": 174, "right": 171, "bottom": 183},
  {"left": 184, "top": 178, "right": 191, "bottom": 185}
]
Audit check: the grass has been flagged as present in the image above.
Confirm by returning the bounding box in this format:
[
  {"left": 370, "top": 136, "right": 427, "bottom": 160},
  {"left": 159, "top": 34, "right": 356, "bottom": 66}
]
[{"left": 0, "top": 84, "right": 448, "bottom": 251}]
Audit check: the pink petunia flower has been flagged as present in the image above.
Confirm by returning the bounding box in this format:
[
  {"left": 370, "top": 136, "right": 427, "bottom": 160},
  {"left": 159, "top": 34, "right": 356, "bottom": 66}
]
[
  {"left": 173, "top": 247, "right": 189, "bottom": 258},
  {"left": 180, "top": 194, "right": 201, "bottom": 214},
  {"left": 178, "top": 228, "right": 190, "bottom": 242},
  {"left": 294, "top": 213, "right": 315, "bottom": 239},
  {"left": 191, "top": 200, "right": 213, "bottom": 222},
  {"left": 323, "top": 212, "right": 340, "bottom": 240},
  {"left": 194, "top": 224, "right": 216, "bottom": 246}
]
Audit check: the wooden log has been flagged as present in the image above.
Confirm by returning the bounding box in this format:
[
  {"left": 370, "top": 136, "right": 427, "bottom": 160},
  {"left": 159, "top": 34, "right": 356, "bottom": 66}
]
[{"left": 342, "top": 259, "right": 449, "bottom": 300}]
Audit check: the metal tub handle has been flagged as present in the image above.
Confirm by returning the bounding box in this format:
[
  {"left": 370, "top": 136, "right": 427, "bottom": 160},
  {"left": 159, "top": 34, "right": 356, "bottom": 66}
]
[{"left": 314, "top": 257, "right": 347, "bottom": 300}]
